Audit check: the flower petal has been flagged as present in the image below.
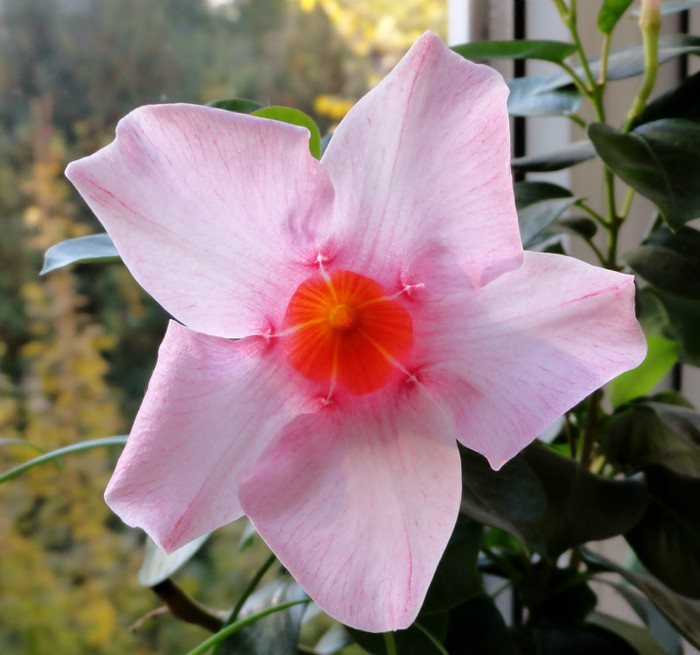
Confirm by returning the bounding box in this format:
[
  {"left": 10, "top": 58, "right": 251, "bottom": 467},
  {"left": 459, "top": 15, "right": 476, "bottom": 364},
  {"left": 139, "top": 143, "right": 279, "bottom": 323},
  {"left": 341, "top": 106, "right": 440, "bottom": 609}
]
[
  {"left": 66, "top": 104, "right": 334, "bottom": 338},
  {"left": 322, "top": 31, "right": 521, "bottom": 289},
  {"left": 105, "top": 321, "right": 316, "bottom": 552},
  {"left": 239, "top": 389, "right": 461, "bottom": 632},
  {"left": 419, "top": 252, "right": 646, "bottom": 469}
]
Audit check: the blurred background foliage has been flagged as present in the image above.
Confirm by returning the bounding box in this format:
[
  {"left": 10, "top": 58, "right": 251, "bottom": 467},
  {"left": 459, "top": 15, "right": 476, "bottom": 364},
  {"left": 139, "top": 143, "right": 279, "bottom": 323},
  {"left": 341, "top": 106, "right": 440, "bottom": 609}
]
[{"left": 0, "top": 0, "right": 445, "bottom": 652}]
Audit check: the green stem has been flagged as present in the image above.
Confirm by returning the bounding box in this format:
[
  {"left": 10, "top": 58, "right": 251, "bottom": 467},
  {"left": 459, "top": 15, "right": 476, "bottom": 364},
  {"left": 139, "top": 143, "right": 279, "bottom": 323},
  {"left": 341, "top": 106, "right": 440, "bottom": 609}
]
[
  {"left": 623, "top": 12, "right": 661, "bottom": 131},
  {"left": 598, "top": 33, "right": 612, "bottom": 85},
  {"left": 185, "top": 600, "right": 311, "bottom": 655},
  {"left": 226, "top": 552, "right": 277, "bottom": 625},
  {"left": 619, "top": 187, "right": 636, "bottom": 221},
  {"left": 575, "top": 201, "right": 609, "bottom": 228},
  {"left": 415, "top": 622, "right": 450, "bottom": 655},
  {"left": 579, "top": 389, "right": 602, "bottom": 469},
  {"left": 384, "top": 631, "right": 399, "bottom": 655}
]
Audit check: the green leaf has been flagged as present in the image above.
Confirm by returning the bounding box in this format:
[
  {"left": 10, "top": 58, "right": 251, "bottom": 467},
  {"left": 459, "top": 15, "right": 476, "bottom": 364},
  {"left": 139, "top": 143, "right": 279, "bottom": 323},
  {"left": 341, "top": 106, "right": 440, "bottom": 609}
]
[
  {"left": 582, "top": 549, "right": 700, "bottom": 650},
  {"left": 649, "top": 289, "right": 700, "bottom": 366},
  {"left": 0, "top": 436, "right": 128, "bottom": 484},
  {"left": 511, "top": 140, "right": 596, "bottom": 172},
  {"left": 138, "top": 534, "right": 210, "bottom": 587},
  {"left": 632, "top": 0, "right": 700, "bottom": 16},
  {"left": 522, "top": 443, "right": 648, "bottom": 559},
  {"left": 519, "top": 197, "right": 580, "bottom": 247},
  {"left": 252, "top": 106, "right": 322, "bottom": 159},
  {"left": 551, "top": 217, "right": 598, "bottom": 240},
  {"left": 452, "top": 39, "right": 577, "bottom": 64},
  {"left": 459, "top": 447, "right": 546, "bottom": 550},
  {"left": 588, "top": 119, "right": 700, "bottom": 229},
  {"left": 626, "top": 227, "right": 700, "bottom": 299},
  {"left": 626, "top": 466, "right": 700, "bottom": 598},
  {"left": 211, "top": 578, "right": 307, "bottom": 655},
  {"left": 611, "top": 585, "right": 683, "bottom": 655},
  {"left": 642, "top": 71, "right": 700, "bottom": 124},
  {"left": 507, "top": 76, "right": 582, "bottom": 117},
  {"left": 588, "top": 613, "right": 669, "bottom": 655},
  {"left": 208, "top": 98, "right": 264, "bottom": 114},
  {"left": 423, "top": 516, "right": 483, "bottom": 613},
  {"left": 598, "top": 0, "right": 635, "bottom": 34},
  {"left": 537, "top": 565, "right": 597, "bottom": 629},
  {"left": 514, "top": 181, "right": 573, "bottom": 208},
  {"left": 609, "top": 335, "right": 678, "bottom": 408},
  {"left": 41, "top": 233, "right": 119, "bottom": 274},
  {"left": 523, "top": 626, "right": 638, "bottom": 655}
]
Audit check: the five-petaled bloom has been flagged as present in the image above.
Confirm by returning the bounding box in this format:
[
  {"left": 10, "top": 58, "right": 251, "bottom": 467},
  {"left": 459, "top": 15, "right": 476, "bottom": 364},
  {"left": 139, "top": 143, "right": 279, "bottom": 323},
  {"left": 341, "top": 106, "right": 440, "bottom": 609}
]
[{"left": 66, "top": 32, "right": 646, "bottom": 632}]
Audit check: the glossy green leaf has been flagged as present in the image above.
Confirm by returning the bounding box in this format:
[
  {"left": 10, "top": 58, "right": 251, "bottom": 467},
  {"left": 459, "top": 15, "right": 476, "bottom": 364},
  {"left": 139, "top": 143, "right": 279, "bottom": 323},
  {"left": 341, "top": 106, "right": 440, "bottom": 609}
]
[
  {"left": 603, "top": 399, "right": 700, "bottom": 477},
  {"left": 589, "top": 119, "right": 700, "bottom": 229},
  {"left": 626, "top": 466, "right": 700, "bottom": 598},
  {"left": 459, "top": 447, "right": 546, "bottom": 550},
  {"left": 507, "top": 76, "right": 582, "bottom": 117},
  {"left": 612, "top": 585, "right": 683, "bottom": 655},
  {"left": 514, "top": 181, "right": 573, "bottom": 208},
  {"left": 252, "top": 106, "right": 322, "bottom": 159},
  {"left": 598, "top": 0, "right": 635, "bottom": 34},
  {"left": 551, "top": 217, "right": 598, "bottom": 240},
  {"left": 609, "top": 335, "right": 678, "bottom": 408},
  {"left": 519, "top": 198, "right": 580, "bottom": 249},
  {"left": 626, "top": 227, "right": 700, "bottom": 299},
  {"left": 511, "top": 140, "right": 596, "bottom": 172},
  {"left": 423, "top": 515, "right": 483, "bottom": 613},
  {"left": 452, "top": 39, "right": 576, "bottom": 63},
  {"left": 522, "top": 443, "right": 648, "bottom": 558},
  {"left": 632, "top": 0, "right": 700, "bottom": 16},
  {"left": 582, "top": 549, "right": 700, "bottom": 649},
  {"left": 588, "top": 613, "right": 668, "bottom": 655},
  {"left": 207, "top": 98, "right": 264, "bottom": 114},
  {"left": 41, "top": 233, "right": 119, "bottom": 274},
  {"left": 642, "top": 71, "right": 700, "bottom": 124},
  {"left": 0, "top": 435, "right": 128, "bottom": 484},
  {"left": 138, "top": 534, "right": 210, "bottom": 587},
  {"left": 211, "top": 578, "right": 307, "bottom": 655},
  {"left": 649, "top": 289, "right": 700, "bottom": 366}
]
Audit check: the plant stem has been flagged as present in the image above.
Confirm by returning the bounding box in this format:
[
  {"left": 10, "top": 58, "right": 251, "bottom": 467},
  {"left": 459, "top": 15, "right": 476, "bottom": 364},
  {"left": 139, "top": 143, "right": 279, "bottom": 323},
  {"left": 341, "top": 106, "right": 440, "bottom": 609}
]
[
  {"left": 384, "top": 631, "right": 399, "bottom": 655},
  {"left": 415, "top": 622, "right": 451, "bottom": 655},
  {"left": 150, "top": 578, "right": 226, "bottom": 633},
  {"left": 226, "top": 552, "right": 277, "bottom": 625},
  {"left": 623, "top": 5, "right": 661, "bottom": 131},
  {"left": 579, "top": 389, "right": 602, "bottom": 469}
]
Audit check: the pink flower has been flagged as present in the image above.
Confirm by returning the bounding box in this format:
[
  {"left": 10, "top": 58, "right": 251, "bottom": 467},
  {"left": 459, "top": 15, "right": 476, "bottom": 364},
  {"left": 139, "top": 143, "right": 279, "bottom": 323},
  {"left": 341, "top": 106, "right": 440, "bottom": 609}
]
[{"left": 66, "top": 32, "right": 645, "bottom": 632}]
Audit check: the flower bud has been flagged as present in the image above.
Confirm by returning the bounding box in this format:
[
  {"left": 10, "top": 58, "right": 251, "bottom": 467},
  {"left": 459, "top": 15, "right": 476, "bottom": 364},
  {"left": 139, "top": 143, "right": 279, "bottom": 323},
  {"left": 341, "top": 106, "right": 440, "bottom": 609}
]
[{"left": 639, "top": 0, "right": 661, "bottom": 31}]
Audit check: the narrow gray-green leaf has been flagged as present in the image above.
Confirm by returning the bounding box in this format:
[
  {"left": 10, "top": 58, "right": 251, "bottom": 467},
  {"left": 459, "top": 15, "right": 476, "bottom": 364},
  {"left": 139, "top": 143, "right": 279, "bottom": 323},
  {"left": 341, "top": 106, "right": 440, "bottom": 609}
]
[
  {"left": 507, "top": 76, "right": 582, "bottom": 117},
  {"left": 598, "top": 0, "right": 635, "bottom": 35},
  {"left": 588, "top": 612, "right": 669, "bottom": 655},
  {"left": 139, "top": 534, "right": 210, "bottom": 587},
  {"left": 452, "top": 39, "right": 576, "bottom": 64},
  {"left": 589, "top": 119, "right": 700, "bottom": 229},
  {"left": 0, "top": 436, "right": 128, "bottom": 484},
  {"left": 519, "top": 197, "right": 580, "bottom": 248},
  {"left": 582, "top": 549, "right": 700, "bottom": 649},
  {"left": 511, "top": 140, "right": 596, "bottom": 172},
  {"left": 626, "top": 466, "right": 700, "bottom": 598},
  {"left": 41, "top": 233, "right": 119, "bottom": 274}
]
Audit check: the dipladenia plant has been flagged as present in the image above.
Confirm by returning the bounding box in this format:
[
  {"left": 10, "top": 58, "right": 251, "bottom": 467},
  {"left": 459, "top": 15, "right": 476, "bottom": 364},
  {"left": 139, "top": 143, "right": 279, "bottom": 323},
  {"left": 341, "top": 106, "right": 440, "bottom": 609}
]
[{"left": 13, "top": 0, "right": 700, "bottom": 652}]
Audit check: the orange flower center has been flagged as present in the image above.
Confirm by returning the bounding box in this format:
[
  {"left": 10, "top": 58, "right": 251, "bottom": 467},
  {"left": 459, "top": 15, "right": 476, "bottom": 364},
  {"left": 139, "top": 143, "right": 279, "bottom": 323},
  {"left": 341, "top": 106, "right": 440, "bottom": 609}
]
[{"left": 283, "top": 270, "right": 413, "bottom": 394}]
